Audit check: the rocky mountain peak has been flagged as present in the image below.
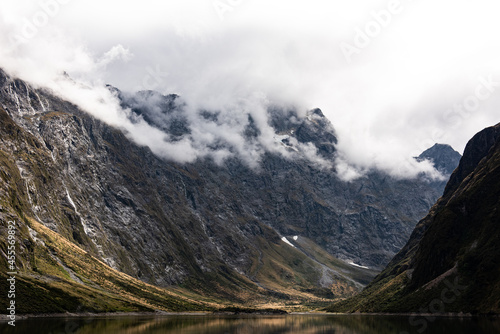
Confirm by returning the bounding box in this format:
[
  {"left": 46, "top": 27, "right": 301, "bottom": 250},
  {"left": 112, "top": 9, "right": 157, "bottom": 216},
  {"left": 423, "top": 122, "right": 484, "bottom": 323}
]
[
  {"left": 416, "top": 143, "right": 462, "bottom": 176},
  {"left": 293, "top": 108, "right": 338, "bottom": 158}
]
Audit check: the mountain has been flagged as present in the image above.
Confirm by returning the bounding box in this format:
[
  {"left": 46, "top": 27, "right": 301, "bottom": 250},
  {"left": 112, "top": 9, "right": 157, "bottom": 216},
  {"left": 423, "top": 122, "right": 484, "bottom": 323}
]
[
  {"left": 0, "top": 69, "right": 459, "bottom": 313},
  {"left": 417, "top": 143, "right": 462, "bottom": 176},
  {"left": 328, "top": 123, "right": 500, "bottom": 314},
  {"left": 118, "top": 88, "right": 460, "bottom": 270}
]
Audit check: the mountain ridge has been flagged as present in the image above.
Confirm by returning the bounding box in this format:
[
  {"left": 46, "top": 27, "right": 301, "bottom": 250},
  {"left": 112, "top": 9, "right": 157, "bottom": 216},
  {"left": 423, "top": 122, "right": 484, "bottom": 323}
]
[{"left": 0, "top": 68, "right": 461, "bottom": 312}]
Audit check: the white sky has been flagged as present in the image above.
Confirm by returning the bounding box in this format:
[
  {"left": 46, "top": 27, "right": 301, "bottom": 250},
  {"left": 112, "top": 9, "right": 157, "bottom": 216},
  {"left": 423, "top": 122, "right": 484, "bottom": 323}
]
[{"left": 1, "top": 0, "right": 500, "bottom": 176}]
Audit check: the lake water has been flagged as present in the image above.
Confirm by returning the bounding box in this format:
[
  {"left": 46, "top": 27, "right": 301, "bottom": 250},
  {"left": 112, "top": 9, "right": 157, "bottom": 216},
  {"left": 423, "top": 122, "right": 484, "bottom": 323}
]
[{"left": 1, "top": 314, "right": 500, "bottom": 333}]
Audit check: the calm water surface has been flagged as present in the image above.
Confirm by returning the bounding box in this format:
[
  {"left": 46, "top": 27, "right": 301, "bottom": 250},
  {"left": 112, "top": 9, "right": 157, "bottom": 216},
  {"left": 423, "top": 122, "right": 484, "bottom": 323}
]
[{"left": 1, "top": 314, "right": 499, "bottom": 333}]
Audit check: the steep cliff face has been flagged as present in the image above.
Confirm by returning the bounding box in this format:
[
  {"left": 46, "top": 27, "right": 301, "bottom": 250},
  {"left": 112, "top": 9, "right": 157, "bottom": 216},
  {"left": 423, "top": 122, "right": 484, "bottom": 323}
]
[
  {"left": 0, "top": 69, "right": 459, "bottom": 312},
  {"left": 329, "top": 123, "right": 500, "bottom": 314}
]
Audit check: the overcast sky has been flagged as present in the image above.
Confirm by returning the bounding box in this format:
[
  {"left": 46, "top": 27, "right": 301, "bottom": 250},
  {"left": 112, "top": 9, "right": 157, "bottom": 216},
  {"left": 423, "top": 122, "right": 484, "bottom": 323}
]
[{"left": 1, "top": 0, "right": 500, "bottom": 178}]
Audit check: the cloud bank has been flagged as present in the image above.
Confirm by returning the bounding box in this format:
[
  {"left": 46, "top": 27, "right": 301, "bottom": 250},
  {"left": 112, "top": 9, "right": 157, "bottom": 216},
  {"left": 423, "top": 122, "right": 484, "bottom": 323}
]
[{"left": 2, "top": 0, "right": 500, "bottom": 179}]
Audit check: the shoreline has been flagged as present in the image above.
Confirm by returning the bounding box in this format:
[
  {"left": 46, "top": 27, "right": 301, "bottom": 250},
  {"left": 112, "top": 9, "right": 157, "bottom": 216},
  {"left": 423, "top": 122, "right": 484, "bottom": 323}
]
[
  {"left": 1, "top": 311, "right": 498, "bottom": 321},
  {"left": 0, "top": 311, "right": 211, "bottom": 321}
]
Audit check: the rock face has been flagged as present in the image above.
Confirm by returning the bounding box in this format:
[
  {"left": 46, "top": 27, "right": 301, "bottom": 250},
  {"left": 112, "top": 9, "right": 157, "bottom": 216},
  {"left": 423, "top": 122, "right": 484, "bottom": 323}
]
[
  {"left": 118, "top": 89, "right": 459, "bottom": 270},
  {"left": 0, "top": 69, "right": 460, "bottom": 311},
  {"left": 329, "top": 123, "right": 500, "bottom": 314}
]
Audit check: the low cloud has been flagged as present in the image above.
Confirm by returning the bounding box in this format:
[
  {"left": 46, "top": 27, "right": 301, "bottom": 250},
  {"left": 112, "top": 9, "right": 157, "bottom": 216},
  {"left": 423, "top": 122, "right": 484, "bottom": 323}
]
[
  {"left": 97, "top": 45, "right": 133, "bottom": 69},
  {"left": 0, "top": 32, "right": 330, "bottom": 169},
  {"left": 2, "top": 1, "right": 500, "bottom": 180}
]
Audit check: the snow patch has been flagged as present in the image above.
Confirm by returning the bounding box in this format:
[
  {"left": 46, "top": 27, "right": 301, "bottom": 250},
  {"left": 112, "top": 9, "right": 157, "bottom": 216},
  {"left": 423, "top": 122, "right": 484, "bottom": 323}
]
[
  {"left": 273, "top": 133, "right": 299, "bottom": 152},
  {"left": 281, "top": 236, "right": 295, "bottom": 248},
  {"left": 347, "top": 261, "right": 370, "bottom": 269},
  {"left": 293, "top": 235, "right": 298, "bottom": 241}
]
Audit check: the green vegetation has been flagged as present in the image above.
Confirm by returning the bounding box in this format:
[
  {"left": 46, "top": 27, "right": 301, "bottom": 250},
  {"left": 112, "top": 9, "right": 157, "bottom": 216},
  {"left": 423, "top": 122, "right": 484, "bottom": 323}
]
[{"left": 0, "top": 218, "right": 211, "bottom": 314}]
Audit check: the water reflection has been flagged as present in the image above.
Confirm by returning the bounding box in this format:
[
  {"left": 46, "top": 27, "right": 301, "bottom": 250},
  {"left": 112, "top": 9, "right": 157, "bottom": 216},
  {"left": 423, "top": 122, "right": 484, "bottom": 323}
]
[{"left": 1, "top": 314, "right": 499, "bottom": 334}]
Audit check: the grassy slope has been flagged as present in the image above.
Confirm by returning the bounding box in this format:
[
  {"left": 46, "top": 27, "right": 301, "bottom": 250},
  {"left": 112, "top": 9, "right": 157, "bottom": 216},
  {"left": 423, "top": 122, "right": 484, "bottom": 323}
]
[
  {"left": 0, "top": 214, "right": 375, "bottom": 314},
  {"left": 0, "top": 106, "right": 377, "bottom": 313},
  {"left": 0, "top": 217, "right": 213, "bottom": 313}
]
